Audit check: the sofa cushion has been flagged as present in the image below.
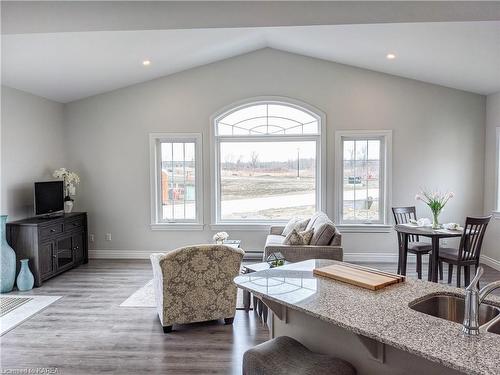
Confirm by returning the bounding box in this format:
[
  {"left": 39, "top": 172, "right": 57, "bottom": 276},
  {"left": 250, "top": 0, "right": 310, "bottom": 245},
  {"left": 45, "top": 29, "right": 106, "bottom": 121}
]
[
  {"left": 282, "top": 217, "right": 310, "bottom": 236},
  {"left": 265, "top": 234, "right": 285, "bottom": 247},
  {"left": 283, "top": 229, "right": 314, "bottom": 245},
  {"left": 305, "top": 212, "right": 337, "bottom": 246},
  {"left": 306, "top": 212, "right": 332, "bottom": 231},
  {"left": 310, "top": 222, "right": 337, "bottom": 246}
]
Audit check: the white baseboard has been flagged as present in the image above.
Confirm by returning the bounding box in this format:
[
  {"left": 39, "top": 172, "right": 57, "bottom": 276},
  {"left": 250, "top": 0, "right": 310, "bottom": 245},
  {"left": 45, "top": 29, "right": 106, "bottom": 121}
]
[
  {"left": 89, "top": 250, "right": 153, "bottom": 259},
  {"left": 480, "top": 255, "right": 500, "bottom": 271},
  {"left": 343, "top": 253, "right": 399, "bottom": 263},
  {"left": 89, "top": 249, "right": 408, "bottom": 263},
  {"left": 89, "top": 249, "right": 263, "bottom": 260}
]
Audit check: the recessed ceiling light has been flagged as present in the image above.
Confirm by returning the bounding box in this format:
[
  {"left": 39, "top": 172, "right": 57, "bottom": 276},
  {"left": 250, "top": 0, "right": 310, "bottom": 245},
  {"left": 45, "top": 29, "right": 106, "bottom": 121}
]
[
  {"left": 142, "top": 60, "right": 151, "bottom": 66},
  {"left": 386, "top": 53, "right": 396, "bottom": 60}
]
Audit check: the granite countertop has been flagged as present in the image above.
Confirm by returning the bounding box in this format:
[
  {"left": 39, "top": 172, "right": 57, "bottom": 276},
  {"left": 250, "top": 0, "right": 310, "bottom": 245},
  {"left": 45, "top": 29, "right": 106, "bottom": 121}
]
[{"left": 234, "top": 260, "right": 500, "bottom": 375}]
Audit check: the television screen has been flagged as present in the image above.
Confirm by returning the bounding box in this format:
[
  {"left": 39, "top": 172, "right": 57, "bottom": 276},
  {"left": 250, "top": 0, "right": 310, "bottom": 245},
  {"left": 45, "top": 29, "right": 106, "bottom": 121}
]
[{"left": 34, "top": 181, "right": 64, "bottom": 215}]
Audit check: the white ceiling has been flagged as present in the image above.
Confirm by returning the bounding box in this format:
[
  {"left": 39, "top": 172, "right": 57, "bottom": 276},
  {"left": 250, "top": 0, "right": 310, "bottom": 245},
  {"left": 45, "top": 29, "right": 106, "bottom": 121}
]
[{"left": 2, "top": 21, "right": 499, "bottom": 103}]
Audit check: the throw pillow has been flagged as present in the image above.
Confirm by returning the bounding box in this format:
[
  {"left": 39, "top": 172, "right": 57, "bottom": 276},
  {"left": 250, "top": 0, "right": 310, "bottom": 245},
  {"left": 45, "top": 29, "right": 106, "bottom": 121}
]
[
  {"left": 283, "top": 228, "right": 314, "bottom": 245},
  {"left": 295, "top": 218, "right": 311, "bottom": 232},
  {"left": 282, "top": 217, "right": 301, "bottom": 236},
  {"left": 310, "top": 223, "right": 337, "bottom": 246},
  {"left": 282, "top": 217, "right": 310, "bottom": 236}
]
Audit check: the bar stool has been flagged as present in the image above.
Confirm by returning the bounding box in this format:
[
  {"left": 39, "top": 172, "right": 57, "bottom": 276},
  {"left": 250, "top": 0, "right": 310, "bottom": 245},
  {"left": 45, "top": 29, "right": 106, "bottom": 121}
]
[{"left": 243, "top": 336, "right": 356, "bottom": 375}]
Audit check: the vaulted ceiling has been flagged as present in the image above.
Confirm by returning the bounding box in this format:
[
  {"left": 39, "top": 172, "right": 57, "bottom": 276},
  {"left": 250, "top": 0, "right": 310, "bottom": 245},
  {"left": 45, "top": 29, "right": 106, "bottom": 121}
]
[{"left": 2, "top": 2, "right": 499, "bottom": 103}]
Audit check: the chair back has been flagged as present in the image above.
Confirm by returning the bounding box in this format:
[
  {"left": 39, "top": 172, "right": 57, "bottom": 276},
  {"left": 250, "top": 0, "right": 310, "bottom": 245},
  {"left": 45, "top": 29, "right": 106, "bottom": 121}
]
[
  {"left": 392, "top": 206, "right": 419, "bottom": 242},
  {"left": 153, "top": 244, "right": 244, "bottom": 326},
  {"left": 458, "top": 216, "right": 491, "bottom": 262}
]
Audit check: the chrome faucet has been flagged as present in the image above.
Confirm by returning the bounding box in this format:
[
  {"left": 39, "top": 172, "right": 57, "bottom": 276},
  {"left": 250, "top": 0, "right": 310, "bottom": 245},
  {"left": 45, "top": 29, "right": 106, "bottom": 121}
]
[{"left": 462, "top": 266, "right": 500, "bottom": 335}]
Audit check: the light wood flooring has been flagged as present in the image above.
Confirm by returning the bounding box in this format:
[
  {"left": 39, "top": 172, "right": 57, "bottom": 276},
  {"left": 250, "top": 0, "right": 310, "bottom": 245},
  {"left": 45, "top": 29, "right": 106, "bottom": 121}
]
[
  {"left": 1, "top": 259, "right": 499, "bottom": 375},
  {"left": 0, "top": 260, "right": 268, "bottom": 375}
]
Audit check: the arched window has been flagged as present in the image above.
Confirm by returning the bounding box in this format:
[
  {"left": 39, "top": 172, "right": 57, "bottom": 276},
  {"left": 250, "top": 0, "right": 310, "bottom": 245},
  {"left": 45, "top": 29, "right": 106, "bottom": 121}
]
[{"left": 213, "top": 98, "right": 325, "bottom": 224}]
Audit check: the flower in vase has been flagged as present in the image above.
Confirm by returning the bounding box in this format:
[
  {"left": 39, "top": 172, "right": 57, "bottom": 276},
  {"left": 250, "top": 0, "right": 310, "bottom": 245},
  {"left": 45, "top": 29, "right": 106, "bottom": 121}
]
[
  {"left": 415, "top": 189, "right": 455, "bottom": 229},
  {"left": 53, "top": 168, "right": 80, "bottom": 197},
  {"left": 213, "top": 232, "right": 229, "bottom": 243}
]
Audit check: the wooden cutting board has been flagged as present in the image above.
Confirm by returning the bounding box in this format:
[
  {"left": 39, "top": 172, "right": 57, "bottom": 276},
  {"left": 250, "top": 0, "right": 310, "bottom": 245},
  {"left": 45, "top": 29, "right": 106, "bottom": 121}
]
[{"left": 313, "top": 264, "right": 404, "bottom": 290}]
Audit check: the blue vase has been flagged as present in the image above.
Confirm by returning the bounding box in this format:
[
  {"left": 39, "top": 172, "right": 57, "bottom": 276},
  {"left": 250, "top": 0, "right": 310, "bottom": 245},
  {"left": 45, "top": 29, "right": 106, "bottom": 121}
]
[
  {"left": 16, "top": 259, "right": 34, "bottom": 291},
  {"left": 0, "top": 215, "right": 16, "bottom": 293}
]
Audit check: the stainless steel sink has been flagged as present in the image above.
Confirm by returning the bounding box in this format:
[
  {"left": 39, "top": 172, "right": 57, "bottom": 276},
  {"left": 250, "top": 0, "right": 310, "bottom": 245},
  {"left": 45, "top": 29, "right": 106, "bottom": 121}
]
[
  {"left": 486, "top": 319, "right": 500, "bottom": 334},
  {"left": 410, "top": 294, "right": 500, "bottom": 326}
]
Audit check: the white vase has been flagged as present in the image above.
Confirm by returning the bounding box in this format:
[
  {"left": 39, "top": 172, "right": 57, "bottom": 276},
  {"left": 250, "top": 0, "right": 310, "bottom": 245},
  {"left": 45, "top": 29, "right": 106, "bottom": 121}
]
[{"left": 64, "top": 200, "right": 74, "bottom": 213}]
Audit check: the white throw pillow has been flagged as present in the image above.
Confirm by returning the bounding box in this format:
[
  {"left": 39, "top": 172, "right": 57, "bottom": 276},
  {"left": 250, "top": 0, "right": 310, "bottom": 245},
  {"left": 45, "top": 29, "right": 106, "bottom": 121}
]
[
  {"left": 282, "top": 218, "right": 301, "bottom": 236},
  {"left": 282, "top": 217, "right": 310, "bottom": 236}
]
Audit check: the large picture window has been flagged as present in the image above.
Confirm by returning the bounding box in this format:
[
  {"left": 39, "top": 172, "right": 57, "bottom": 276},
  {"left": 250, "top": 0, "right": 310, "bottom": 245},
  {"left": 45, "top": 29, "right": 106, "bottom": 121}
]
[
  {"left": 335, "top": 130, "right": 392, "bottom": 225},
  {"left": 213, "top": 99, "right": 324, "bottom": 224},
  {"left": 149, "top": 133, "right": 203, "bottom": 229}
]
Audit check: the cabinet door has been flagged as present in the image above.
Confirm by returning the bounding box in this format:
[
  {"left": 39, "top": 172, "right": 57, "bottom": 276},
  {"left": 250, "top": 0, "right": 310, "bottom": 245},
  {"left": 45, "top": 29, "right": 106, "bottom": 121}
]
[
  {"left": 55, "top": 236, "right": 74, "bottom": 271},
  {"left": 40, "top": 242, "right": 56, "bottom": 278},
  {"left": 72, "top": 232, "right": 84, "bottom": 263}
]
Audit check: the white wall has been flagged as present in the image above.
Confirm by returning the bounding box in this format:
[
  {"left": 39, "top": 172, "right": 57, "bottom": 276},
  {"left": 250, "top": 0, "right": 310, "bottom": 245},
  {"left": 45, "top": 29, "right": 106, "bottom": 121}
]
[
  {"left": 64, "top": 49, "right": 486, "bottom": 259},
  {"left": 1, "top": 86, "right": 66, "bottom": 220},
  {"left": 483, "top": 92, "right": 500, "bottom": 266}
]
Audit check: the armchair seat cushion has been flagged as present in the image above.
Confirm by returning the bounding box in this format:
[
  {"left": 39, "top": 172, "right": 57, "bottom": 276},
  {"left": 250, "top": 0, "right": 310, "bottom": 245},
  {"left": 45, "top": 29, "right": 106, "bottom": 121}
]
[{"left": 265, "top": 234, "right": 286, "bottom": 247}]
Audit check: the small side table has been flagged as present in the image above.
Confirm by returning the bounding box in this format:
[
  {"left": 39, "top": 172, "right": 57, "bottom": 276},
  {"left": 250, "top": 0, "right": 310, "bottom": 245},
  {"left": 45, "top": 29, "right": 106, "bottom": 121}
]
[{"left": 223, "top": 239, "right": 241, "bottom": 249}]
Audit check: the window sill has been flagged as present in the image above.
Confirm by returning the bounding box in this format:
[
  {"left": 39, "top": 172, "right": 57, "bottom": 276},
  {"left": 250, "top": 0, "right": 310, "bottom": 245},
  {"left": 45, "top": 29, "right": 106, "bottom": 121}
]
[
  {"left": 336, "top": 224, "right": 392, "bottom": 233},
  {"left": 150, "top": 223, "right": 204, "bottom": 231},
  {"left": 493, "top": 211, "right": 500, "bottom": 219},
  {"left": 210, "top": 223, "right": 276, "bottom": 231}
]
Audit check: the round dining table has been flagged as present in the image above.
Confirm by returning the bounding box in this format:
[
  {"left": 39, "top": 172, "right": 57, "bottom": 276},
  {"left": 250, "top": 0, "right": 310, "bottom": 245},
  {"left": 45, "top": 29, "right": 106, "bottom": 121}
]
[{"left": 394, "top": 224, "right": 463, "bottom": 282}]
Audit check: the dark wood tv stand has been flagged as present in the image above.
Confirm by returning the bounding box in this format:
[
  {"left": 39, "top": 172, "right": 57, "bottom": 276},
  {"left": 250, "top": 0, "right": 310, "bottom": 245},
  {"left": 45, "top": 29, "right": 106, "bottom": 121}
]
[{"left": 7, "top": 212, "right": 88, "bottom": 287}]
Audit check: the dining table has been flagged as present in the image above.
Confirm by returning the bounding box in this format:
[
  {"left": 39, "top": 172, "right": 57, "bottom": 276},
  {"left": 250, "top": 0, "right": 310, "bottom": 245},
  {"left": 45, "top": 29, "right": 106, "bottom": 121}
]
[{"left": 394, "top": 224, "right": 463, "bottom": 282}]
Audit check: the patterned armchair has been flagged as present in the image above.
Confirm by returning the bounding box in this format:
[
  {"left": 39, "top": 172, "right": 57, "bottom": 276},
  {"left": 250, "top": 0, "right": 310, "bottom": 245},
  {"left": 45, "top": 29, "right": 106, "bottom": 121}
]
[{"left": 150, "top": 244, "right": 244, "bottom": 333}]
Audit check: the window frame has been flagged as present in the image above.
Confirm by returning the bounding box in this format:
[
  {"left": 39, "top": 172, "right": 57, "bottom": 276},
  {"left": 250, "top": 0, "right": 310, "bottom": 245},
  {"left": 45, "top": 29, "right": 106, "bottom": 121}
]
[
  {"left": 495, "top": 127, "right": 500, "bottom": 216},
  {"left": 210, "top": 97, "right": 326, "bottom": 227},
  {"left": 334, "top": 130, "right": 392, "bottom": 228},
  {"left": 149, "top": 133, "right": 203, "bottom": 230}
]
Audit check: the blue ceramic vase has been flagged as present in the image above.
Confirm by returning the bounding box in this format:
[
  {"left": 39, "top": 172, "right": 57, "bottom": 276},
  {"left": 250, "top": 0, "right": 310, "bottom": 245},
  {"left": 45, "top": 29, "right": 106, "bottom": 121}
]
[
  {"left": 16, "top": 259, "right": 34, "bottom": 291},
  {"left": 0, "top": 215, "right": 16, "bottom": 293}
]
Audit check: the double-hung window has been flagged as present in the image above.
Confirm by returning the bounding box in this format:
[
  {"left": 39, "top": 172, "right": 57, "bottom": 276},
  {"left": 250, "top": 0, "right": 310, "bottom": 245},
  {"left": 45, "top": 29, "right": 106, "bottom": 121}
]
[
  {"left": 213, "top": 99, "right": 325, "bottom": 224},
  {"left": 335, "top": 130, "right": 392, "bottom": 226},
  {"left": 149, "top": 133, "right": 203, "bottom": 229}
]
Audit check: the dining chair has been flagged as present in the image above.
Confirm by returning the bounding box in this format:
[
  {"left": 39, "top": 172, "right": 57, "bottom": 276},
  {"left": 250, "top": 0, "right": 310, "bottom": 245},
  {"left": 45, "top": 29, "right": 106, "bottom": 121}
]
[
  {"left": 438, "top": 216, "right": 491, "bottom": 288},
  {"left": 392, "top": 206, "right": 433, "bottom": 279}
]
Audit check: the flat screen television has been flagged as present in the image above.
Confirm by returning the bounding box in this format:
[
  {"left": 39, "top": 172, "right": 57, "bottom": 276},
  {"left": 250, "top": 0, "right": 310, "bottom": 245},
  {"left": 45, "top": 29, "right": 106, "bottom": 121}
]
[{"left": 34, "top": 181, "right": 64, "bottom": 216}]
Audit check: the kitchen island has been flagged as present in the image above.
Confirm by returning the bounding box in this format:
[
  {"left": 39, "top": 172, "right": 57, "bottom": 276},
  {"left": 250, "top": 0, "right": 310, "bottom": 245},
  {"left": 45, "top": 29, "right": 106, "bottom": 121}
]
[{"left": 234, "top": 260, "right": 500, "bottom": 375}]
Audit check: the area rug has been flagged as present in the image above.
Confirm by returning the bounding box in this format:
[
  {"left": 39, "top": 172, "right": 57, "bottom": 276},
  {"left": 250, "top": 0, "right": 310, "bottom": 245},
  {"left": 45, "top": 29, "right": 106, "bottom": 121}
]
[
  {"left": 0, "top": 295, "right": 62, "bottom": 336},
  {"left": 120, "top": 280, "right": 252, "bottom": 310},
  {"left": 1, "top": 296, "right": 33, "bottom": 317}
]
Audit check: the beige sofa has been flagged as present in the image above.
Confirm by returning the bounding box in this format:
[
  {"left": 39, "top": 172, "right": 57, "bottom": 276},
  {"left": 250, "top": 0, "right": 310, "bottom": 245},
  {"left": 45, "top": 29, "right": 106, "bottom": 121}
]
[
  {"left": 150, "top": 244, "right": 244, "bottom": 333},
  {"left": 263, "top": 212, "right": 343, "bottom": 262}
]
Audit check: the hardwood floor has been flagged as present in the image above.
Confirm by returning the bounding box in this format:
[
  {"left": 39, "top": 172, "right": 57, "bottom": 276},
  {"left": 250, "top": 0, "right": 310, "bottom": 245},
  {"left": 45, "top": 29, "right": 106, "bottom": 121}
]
[
  {"left": 0, "top": 260, "right": 269, "bottom": 375},
  {"left": 1, "top": 259, "right": 499, "bottom": 375}
]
